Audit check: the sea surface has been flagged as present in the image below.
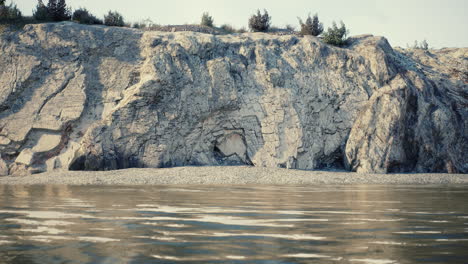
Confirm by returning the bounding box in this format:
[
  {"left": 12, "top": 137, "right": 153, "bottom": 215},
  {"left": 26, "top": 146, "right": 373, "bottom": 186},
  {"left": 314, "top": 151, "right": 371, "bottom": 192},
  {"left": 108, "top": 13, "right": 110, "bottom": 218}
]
[{"left": 0, "top": 185, "right": 467, "bottom": 264}]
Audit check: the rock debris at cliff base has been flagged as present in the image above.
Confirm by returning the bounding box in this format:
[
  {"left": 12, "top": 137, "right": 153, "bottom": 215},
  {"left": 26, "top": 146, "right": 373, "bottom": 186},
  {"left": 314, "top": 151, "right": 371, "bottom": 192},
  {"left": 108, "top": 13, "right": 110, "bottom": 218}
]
[
  {"left": 0, "top": 22, "right": 466, "bottom": 176},
  {"left": 0, "top": 167, "right": 467, "bottom": 185}
]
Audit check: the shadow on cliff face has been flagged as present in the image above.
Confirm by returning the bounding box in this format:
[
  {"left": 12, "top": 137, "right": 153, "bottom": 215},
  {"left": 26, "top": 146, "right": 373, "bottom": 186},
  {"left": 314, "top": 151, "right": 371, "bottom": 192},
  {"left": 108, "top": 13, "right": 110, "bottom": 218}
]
[
  {"left": 398, "top": 61, "right": 467, "bottom": 173},
  {"left": 63, "top": 24, "right": 145, "bottom": 172},
  {"left": 0, "top": 63, "right": 45, "bottom": 115},
  {"left": 0, "top": 23, "right": 84, "bottom": 118},
  {"left": 0, "top": 23, "right": 83, "bottom": 173}
]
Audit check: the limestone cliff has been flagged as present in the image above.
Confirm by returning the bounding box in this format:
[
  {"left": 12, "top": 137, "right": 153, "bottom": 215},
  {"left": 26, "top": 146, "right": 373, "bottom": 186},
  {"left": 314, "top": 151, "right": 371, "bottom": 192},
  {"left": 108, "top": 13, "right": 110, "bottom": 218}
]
[{"left": 0, "top": 22, "right": 466, "bottom": 175}]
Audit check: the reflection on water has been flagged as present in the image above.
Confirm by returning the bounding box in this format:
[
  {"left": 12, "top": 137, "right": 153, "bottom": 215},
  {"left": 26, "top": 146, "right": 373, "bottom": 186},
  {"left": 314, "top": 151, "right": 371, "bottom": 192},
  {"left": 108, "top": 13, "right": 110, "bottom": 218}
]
[{"left": 0, "top": 185, "right": 467, "bottom": 263}]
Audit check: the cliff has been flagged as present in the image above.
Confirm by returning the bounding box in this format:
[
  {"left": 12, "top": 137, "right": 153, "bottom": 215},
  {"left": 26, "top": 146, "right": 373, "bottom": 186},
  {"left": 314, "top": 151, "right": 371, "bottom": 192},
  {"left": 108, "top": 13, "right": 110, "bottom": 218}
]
[{"left": 0, "top": 22, "right": 466, "bottom": 176}]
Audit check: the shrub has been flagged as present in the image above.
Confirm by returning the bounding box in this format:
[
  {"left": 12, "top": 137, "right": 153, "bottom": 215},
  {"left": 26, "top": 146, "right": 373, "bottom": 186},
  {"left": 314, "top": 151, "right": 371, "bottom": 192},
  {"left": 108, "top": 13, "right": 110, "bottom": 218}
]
[
  {"left": 298, "top": 13, "right": 323, "bottom": 36},
  {"left": 47, "top": 0, "right": 71, "bottom": 22},
  {"left": 420, "top": 40, "right": 429, "bottom": 50},
  {"left": 33, "top": 0, "right": 50, "bottom": 21},
  {"left": 285, "top": 24, "right": 296, "bottom": 32},
  {"left": 268, "top": 26, "right": 281, "bottom": 32},
  {"left": 322, "top": 21, "right": 348, "bottom": 46},
  {"left": 132, "top": 22, "right": 144, "bottom": 29},
  {"left": 132, "top": 19, "right": 156, "bottom": 29},
  {"left": 0, "top": 2, "right": 22, "bottom": 21},
  {"left": 55, "top": 0, "right": 70, "bottom": 21},
  {"left": 72, "top": 8, "right": 102, "bottom": 24},
  {"left": 104, "top": 11, "right": 125, "bottom": 27},
  {"left": 236, "top": 27, "right": 247, "bottom": 33},
  {"left": 411, "top": 40, "right": 429, "bottom": 50},
  {"left": 200, "top": 12, "right": 213, "bottom": 27},
  {"left": 248, "top": 9, "right": 271, "bottom": 32},
  {"left": 220, "top": 24, "right": 236, "bottom": 33}
]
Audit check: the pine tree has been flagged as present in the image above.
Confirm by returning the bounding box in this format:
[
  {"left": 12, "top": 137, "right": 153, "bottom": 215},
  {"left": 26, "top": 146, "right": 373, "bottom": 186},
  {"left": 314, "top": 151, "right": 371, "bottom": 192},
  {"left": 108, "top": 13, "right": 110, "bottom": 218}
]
[
  {"left": 200, "top": 12, "right": 214, "bottom": 27},
  {"left": 33, "top": 0, "right": 50, "bottom": 21},
  {"left": 0, "top": 0, "right": 6, "bottom": 19},
  {"left": 55, "top": 0, "right": 70, "bottom": 21},
  {"left": 298, "top": 15, "right": 312, "bottom": 36},
  {"left": 46, "top": 0, "right": 70, "bottom": 21},
  {"left": 248, "top": 9, "right": 271, "bottom": 32},
  {"left": 311, "top": 14, "right": 324, "bottom": 36},
  {"left": 104, "top": 11, "right": 125, "bottom": 27},
  {"left": 47, "top": 0, "right": 57, "bottom": 18},
  {"left": 298, "top": 13, "right": 323, "bottom": 36},
  {"left": 298, "top": 14, "right": 323, "bottom": 36},
  {"left": 420, "top": 40, "right": 429, "bottom": 50},
  {"left": 0, "top": 1, "right": 22, "bottom": 21}
]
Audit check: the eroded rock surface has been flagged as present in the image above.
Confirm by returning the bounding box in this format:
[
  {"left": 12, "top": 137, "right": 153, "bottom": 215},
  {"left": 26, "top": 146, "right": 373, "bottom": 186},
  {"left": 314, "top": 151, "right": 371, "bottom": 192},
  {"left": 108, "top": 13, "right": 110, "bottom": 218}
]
[{"left": 0, "top": 22, "right": 466, "bottom": 175}]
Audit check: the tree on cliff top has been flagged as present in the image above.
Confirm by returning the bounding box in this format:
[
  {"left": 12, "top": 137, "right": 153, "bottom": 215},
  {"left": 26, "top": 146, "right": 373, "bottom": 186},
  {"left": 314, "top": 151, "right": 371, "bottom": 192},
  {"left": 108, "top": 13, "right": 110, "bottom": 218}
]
[
  {"left": 298, "top": 13, "right": 323, "bottom": 36},
  {"left": 411, "top": 40, "right": 429, "bottom": 50},
  {"left": 322, "top": 21, "right": 349, "bottom": 46},
  {"left": 46, "top": 0, "right": 71, "bottom": 21},
  {"left": 248, "top": 9, "right": 271, "bottom": 32},
  {"left": 72, "top": 8, "right": 103, "bottom": 25},
  {"left": 104, "top": 11, "right": 125, "bottom": 27},
  {"left": 33, "top": 0, "right": 50, "bottom": 21},
  {"left": 200, "top": 12, "right": 214, "bottom": 27},
  {"left": 55, "top": 0, "right": 71, "bottom": 20},
  {"left": 0, "top": 1, "right": 22, "bottom": 21}
]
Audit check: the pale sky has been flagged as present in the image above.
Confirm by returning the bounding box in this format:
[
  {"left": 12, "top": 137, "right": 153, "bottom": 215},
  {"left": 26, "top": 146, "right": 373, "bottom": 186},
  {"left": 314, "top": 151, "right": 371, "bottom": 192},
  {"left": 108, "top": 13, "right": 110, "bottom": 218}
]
[{"left": 11, "top": 0, "right": 468, "bottom": 48}]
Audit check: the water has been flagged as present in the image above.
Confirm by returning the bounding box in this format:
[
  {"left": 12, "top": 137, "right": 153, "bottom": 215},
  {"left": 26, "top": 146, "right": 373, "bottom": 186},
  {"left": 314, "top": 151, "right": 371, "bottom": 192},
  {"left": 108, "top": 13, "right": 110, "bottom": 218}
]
[{"left": 0, "top": 185, "right": 467, "bottom": 264}]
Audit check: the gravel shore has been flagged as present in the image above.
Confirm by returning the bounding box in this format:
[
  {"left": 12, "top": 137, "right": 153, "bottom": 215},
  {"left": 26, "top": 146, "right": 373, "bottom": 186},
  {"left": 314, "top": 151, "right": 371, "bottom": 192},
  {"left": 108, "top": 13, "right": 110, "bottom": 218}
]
[{"left": 0, "top": 166, "right": 467, "bottom": 185}]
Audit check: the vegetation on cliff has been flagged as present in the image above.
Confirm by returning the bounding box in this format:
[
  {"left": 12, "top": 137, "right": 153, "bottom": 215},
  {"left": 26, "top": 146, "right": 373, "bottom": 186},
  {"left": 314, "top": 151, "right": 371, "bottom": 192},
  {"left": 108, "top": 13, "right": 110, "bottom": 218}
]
[
  {"left": 1, "top": 0, "right": 354, "bottom": 46},
  {"left": 298, "top": 13, "right": 323, "bottom": 36},
  {"left": 248, "top": 9, "right": 271, "bottom": 32},
  {"left": 200, "top": 12, "right": 214, "bottom": 27},
  {"left": 0, "top": 0, "right": 442, "bottom": 50},
  {"left": 104, "top": 11, "right": 125, "bottom": 27},
  {"left": 322, "top": 21, "right": 349, "bottom": 46},
  {"left": 72, "top": 8, "right": 102, "bottom": 25},
  {"left": 0, "top": 0, "right": 21, "bottom": 21}
]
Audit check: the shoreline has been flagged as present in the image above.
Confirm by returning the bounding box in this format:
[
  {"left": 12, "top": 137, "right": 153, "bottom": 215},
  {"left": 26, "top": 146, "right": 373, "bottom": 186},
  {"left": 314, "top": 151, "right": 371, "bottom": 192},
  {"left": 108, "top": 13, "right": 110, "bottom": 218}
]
[{"left": 0, "top": 166, "right": 467, "bottom": 185}]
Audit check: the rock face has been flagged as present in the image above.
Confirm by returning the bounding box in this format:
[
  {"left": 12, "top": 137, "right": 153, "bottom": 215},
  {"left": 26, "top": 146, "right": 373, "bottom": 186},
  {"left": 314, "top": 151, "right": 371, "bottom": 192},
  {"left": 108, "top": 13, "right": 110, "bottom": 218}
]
[{"left": 0, "top": 22, "right": 466, "bottom": 175}]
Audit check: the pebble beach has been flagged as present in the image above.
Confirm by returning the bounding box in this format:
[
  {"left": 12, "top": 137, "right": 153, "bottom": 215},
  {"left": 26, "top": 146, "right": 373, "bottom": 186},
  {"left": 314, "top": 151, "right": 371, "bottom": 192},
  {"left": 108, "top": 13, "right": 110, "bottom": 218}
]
[{"left": 0, "top": 166, "right": 467, "bottom": 185}]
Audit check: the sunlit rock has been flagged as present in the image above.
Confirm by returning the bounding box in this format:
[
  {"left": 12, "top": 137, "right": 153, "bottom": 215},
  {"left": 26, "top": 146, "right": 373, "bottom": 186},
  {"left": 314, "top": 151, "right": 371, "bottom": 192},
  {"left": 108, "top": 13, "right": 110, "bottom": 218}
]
[{"left": 0, "top": 22, "right": 466, "bottom": 175}]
